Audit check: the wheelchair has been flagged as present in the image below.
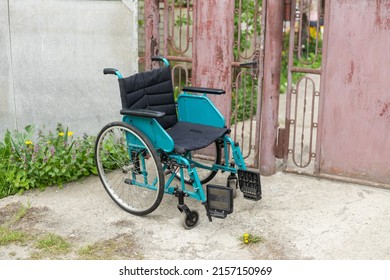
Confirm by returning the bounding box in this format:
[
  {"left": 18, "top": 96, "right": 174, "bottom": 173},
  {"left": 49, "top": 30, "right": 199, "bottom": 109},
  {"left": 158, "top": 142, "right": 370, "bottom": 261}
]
[{"left": 95, "top": 56, "right": 261, "bottom": 229}]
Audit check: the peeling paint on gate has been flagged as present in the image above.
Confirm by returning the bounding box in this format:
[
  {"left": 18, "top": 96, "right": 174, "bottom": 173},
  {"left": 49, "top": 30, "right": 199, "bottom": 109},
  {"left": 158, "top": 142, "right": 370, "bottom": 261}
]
[
  {"left": 377, "top": 100, "right": 390, "bottom": 119},
  {"left": 317, "top": 0, "right": 390, "bottom": 185},
  {"left": 346, "top": 61, "right": 354, "bottom": 84},
  {"left": 192, "top": 0, "right": 235, "bottom": 121},
  {"left": 374, "top": 0, "right": 390, "bottom": 30}
]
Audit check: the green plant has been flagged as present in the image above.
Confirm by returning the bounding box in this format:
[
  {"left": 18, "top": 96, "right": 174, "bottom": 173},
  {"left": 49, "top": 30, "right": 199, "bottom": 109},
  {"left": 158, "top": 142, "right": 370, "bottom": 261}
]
[
  {"left": 169, "top": 0, "right": 191, "bottom": 7},
  {"left": 77, "top": 234, "right": 142, "bottom": 260},
  {"left": 0, "top": 202, "right": 31, "bottom": 246},
  {"left": 0, "top": 226, "right": 28, "bottom": 246},
  {"left": 35, "top": 233, "right": 71, "bottom": 255},
  {"left": 231, "top": 0, "right": 262, "bottom": 124},
  {"left": 97, "top": 132, "right": 128, "bottom": 171},
  {"left": 0, "top": 128, "right": 28, "bottom": 198},
  {"left": 280, "top": 29, "right": 323, "bottom": 94},
  {"left": 0, "top": 124, "right": 99, "bottom": 198},
  {"left": 8, "top": 201, "right": 31, "bottom": 225},
  {"left": 175, "top": 15, "right": 192, "bottom": 27},
  {"left": 234, "top": 0, "right": 262, "bottom": 59},
  {"left": 231, "top": 73, "right": 258, "bottom": 124},
  {"left": 240, "top": 232, "right": 264, "bottom": 245}
]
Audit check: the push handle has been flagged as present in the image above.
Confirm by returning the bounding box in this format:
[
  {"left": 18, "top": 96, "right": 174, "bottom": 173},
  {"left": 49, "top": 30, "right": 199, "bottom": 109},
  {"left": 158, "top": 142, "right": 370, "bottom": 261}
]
[
  {"left": 103, "top": 68, "right": 123, "bottom": 78},
  {"left": 151, "top": 56, "right": 170, "bottom": 67},
  {"left": 103, "top": 68, "right": 118, "bottom": 75}
]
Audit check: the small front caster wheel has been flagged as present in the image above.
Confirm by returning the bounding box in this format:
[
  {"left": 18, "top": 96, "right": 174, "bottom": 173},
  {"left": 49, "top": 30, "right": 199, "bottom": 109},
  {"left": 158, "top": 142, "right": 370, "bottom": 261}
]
[{"left": 181, "top": 210, "right": 199, "bottom": 229}]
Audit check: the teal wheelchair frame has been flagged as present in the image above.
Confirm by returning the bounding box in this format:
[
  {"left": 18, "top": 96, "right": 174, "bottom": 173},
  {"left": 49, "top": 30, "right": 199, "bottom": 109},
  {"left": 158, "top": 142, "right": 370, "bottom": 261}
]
[{"left": 95, "top": 57, "right": 261, "bottom": 229}]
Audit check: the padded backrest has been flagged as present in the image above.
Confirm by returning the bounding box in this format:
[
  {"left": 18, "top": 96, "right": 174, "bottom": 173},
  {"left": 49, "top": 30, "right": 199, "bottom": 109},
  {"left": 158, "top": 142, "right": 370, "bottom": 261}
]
[{"left": 118, "top": 66, "right": 178, "bottom": 129}]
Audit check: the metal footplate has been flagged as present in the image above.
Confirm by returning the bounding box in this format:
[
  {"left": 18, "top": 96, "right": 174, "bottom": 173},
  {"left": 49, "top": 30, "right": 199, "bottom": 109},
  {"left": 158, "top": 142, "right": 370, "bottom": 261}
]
[
  {"left": 206, "top": 184, "right": 233, "bottom": 220},
  {"left": 238, "top": 170, "right": 262, "bottom": 201}
]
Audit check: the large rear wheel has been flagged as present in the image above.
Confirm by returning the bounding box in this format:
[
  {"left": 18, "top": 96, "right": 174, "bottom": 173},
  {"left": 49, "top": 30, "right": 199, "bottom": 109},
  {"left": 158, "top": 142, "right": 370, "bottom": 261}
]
[{"left": 95, "top": 122, "right": 164, "bottom": 216}]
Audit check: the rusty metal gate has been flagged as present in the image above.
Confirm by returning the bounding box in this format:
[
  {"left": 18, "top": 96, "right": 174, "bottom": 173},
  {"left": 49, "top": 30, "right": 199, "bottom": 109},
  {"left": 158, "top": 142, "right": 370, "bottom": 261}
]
[
  {"left": 140, "top": 1, "right": 390, "bottom": 187},
  {"left": 281, "top": 0, "right": 324, "bottom": 174},
  {"left": 140, "top": 0, "right": 266, "bottom": 168},
  {"left": 231, "top": 0, "right": 266, "bottom": 168}
]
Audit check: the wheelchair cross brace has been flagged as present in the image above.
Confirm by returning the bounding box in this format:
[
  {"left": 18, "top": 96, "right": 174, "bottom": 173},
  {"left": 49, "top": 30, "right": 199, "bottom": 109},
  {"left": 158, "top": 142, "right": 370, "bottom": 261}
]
[{"left": 161, "top": 137, "right": 246, "bottom": 224}]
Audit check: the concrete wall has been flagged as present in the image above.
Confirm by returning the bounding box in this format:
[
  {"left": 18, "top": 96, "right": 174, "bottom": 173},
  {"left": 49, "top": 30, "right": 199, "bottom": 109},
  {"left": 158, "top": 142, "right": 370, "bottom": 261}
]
[
  {"left": 0, "top": 0, "right": 138, "bottom": 137},
  {"left": 0, "top": 0, "right": 16, "bottom": 135}
]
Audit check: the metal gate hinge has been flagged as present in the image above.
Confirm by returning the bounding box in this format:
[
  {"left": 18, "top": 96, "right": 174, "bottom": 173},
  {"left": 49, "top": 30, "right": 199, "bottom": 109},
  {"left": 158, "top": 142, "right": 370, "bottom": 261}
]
[{"left": 275, "top": 128, "right": 286, "bottom": 159}]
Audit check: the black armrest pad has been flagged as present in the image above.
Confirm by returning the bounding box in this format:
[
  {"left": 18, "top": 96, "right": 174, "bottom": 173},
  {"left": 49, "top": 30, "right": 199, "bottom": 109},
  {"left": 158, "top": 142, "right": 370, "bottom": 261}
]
[
  {"left": 183, "top": 86, "right": 225, "bottom": 95},
  {"left": 120, "top": 108, "right": 166, "bottom": 118}
]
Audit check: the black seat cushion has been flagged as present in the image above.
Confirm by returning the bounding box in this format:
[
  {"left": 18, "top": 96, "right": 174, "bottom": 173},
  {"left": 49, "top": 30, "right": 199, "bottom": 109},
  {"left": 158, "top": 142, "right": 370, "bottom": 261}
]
[{"left": 166, "top": 122, "right": 229, "bottom": 153}]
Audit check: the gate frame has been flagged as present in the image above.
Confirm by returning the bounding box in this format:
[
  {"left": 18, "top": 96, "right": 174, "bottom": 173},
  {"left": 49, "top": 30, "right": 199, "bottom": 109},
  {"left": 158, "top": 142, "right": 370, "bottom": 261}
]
[
  {"left": 281, "top": 0, "right": 324, "bottom": 175},
  {"left": 143, "top": 0, "right": 284, "bottom": 175}
]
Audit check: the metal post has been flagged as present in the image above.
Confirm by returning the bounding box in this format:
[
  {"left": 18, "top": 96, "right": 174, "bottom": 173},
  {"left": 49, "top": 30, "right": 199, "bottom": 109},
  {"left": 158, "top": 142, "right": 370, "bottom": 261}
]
[
  {"left": 192, "top": 1, "right": 235, "bottom": 124},
  {"left": 144, "top": 0, "right": 160, "bottom": 69},
  {"left": 259, "top": 0, "right": 284, "bottom": 175}
]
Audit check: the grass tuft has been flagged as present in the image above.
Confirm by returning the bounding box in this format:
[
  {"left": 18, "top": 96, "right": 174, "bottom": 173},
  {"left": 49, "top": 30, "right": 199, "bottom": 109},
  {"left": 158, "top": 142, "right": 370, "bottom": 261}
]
[
  {"left": 0, "top": 226, "right": 28, "bottom": 246},
  {"left": 77, "top": 234, "right": 142, "bottom": 260},
  {"left": 34, "top": 233, "right": 71, "bottom": 256}
]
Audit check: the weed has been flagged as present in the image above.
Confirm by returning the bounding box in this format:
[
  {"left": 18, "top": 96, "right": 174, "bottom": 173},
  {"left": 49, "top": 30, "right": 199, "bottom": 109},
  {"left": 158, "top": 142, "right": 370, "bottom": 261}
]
[
  {"left": 0, "top": 124, "right": 98, "bottom": 198},
  {"left": 77, "top": 234, "right": 142, "bottom": 260},
  {"left": 35, "top": 233, "right": 71, "bottom": 256},
  {"left": 0, "top": 226, "right": 28, "bottom": 246},
  {"left": 10, "top": 201, "right": 31, "bottom": 225},
  {"left": 0, "top": 202, "right": 32, "bottom": 246},
  {"left": 240, "top": 232, "right": 264, "bottom": 246}
]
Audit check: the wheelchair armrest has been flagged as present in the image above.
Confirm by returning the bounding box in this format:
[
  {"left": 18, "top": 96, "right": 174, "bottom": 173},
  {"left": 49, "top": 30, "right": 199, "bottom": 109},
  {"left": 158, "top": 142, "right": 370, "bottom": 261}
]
[
  {"left": 183, "top": 86, "right": 225, "bottom": 95},
  {"left": 120, "top": 108, "right": 166, "bottom": 118}
]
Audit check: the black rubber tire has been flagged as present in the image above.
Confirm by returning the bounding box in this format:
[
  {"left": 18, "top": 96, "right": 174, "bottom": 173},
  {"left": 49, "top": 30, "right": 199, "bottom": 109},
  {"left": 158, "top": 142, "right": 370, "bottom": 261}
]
[
  {"left": 175, "top": 141, "right": 221, "bottom": 185},
  {"left": 95, "top": 121, "right": 164, "bottom": 216},
  {"left": 181, "top": 210, "right": 200, "bottom": 229}
]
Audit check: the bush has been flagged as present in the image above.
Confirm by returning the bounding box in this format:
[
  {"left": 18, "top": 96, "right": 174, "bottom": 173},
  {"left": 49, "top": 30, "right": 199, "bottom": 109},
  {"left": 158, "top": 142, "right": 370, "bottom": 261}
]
[
  {"left": 280, "top": 29, "right": 323, "bottom": 94},
  {"left": 231, "top": 73, "right": 258, "bottom": 124},
  {"left": 0, "top": 124, "right": 97, "bottom": 199}
]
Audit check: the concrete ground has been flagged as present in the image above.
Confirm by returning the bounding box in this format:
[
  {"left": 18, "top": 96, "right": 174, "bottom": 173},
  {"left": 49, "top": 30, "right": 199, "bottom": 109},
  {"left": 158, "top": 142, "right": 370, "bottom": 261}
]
[{"left": 1, "top": 171, "right": 389, "bottom": 260}]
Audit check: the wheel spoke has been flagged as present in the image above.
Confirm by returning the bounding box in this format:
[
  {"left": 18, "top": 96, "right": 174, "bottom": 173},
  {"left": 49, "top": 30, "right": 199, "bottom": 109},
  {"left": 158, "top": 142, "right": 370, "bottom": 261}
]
[{"left": 95, "top": 122, "right": 164, "bottom": 216}]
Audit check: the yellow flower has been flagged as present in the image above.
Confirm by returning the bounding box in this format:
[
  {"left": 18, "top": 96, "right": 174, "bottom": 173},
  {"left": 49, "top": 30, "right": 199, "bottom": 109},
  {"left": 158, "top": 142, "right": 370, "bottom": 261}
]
[
  {"left": 243, "top": 233, "right": 249, "bottom": 244},
  {"left": 309, "top": 26, "right": 317, "bottom": 39},
  {"left": 25, "top": 140, "right": 33, "bottom": 145},
  {"left": 67, "top": 131, "right": 73, "bottom": 137},
  {"left": 58, "top": 132, "right": 65, "bottom": 137}
]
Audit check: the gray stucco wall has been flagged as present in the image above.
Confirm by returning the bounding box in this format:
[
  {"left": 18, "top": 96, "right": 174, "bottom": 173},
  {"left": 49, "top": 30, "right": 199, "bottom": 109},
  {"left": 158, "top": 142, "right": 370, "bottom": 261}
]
[
  {"left": 0, "top": 0, "right": 16, "bottom": 134},
  {"left": 0, "top": 0, "right": 138, "bottom": 137}
]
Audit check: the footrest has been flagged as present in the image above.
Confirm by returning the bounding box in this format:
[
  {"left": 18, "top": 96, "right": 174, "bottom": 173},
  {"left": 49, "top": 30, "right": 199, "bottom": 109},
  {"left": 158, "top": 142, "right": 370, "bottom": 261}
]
[
  {"left": 238, "top": 170, "right": 262, "bottom": 201},
  {"left": 206, "top": 184, "right": 233, "bottom": 219}
]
